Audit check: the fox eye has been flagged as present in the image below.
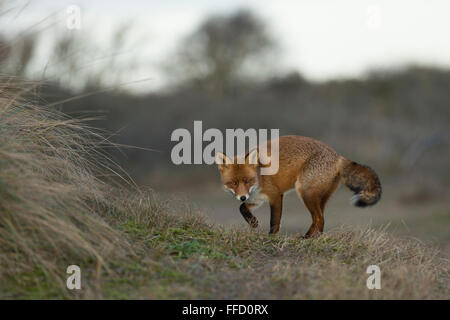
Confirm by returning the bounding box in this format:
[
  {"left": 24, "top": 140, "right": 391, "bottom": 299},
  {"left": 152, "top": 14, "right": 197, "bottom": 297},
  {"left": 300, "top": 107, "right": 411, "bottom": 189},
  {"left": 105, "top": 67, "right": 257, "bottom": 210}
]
[{"left": 230, "top": 181, "right": 238, "bottom": 186}]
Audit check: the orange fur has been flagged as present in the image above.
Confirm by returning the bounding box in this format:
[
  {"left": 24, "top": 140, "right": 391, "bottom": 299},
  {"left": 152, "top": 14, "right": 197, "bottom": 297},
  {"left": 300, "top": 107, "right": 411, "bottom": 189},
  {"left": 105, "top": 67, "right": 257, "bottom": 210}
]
[{"left": 216, "top": 135, "right": 381, "bottom": 238}]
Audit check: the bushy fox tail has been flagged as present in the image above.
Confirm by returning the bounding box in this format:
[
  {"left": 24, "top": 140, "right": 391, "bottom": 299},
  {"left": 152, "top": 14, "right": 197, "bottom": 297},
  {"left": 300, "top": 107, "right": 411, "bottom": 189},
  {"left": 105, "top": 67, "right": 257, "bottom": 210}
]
[{"left": 340, "top": 158, "right": 382, "bottom": 207}]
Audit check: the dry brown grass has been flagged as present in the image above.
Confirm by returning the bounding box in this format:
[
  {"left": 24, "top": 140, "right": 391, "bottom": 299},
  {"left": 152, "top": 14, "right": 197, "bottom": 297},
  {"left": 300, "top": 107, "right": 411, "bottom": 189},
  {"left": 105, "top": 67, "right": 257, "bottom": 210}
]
[
  {"left": 206, "top": 226, "right": 449, "bottom": 299},
  {"left": 0, "top": 79, "right": 134, "bottom": 296}
]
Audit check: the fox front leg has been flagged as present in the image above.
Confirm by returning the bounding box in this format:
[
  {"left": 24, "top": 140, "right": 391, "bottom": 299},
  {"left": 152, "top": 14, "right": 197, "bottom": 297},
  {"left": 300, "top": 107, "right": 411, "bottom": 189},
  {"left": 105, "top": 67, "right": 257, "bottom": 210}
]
[
  {"left": 239, "top": 203, "right": 259, "bottom": 228},
  {"left": 269, "top": 194, "right": 283, "bottom": 234}
]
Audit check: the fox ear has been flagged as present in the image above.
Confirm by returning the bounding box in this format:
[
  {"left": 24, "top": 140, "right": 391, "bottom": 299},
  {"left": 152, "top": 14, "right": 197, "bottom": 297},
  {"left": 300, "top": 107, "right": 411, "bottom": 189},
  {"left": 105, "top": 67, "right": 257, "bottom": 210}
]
[
  {"left": 246, "top": 149, "right": 259, "bottom": 166},
  {"left": 216, "top": 152, "right": 232, "bottom": 170}
]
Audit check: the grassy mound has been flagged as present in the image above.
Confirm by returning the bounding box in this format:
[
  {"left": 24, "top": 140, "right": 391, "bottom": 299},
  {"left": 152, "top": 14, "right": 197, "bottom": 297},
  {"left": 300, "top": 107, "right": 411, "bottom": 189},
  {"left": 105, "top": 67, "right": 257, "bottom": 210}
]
[
  {"left": 0, "top": 82, "right": 448, "bottom": 299},
  {"left": 0, "top": 82, "right": 133, "bottom": 297}
]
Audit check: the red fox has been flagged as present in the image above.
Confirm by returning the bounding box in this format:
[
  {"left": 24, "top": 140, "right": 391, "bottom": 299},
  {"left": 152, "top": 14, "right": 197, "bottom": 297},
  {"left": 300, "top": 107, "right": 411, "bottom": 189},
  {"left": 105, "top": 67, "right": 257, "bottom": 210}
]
[{"left": 216, "top": 135, "right": 381, "bottom": 238}]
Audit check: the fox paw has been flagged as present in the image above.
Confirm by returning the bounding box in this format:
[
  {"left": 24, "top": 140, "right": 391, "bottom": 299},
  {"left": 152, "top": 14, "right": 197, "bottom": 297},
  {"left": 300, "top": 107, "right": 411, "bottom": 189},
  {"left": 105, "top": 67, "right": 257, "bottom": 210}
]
[
  {"left": 300, "top": 232, "right": 322, "bottom": 240},
  {"left": 248, "top": 217, "right": 259, "bottom": 228}
]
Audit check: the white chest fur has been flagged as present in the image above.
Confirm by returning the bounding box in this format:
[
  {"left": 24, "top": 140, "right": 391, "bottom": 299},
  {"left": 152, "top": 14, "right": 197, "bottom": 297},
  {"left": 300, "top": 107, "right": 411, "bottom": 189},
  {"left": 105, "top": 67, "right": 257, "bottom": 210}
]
[{"left": 246, "top": 186, "right": 268, "bottom": 209}]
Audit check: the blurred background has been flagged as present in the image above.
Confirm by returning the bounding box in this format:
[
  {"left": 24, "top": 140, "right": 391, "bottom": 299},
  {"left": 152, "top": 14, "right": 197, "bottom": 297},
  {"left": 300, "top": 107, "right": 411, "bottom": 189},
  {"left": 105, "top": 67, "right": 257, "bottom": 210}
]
[{"left": 2, "top": 0, "right": 449, "bottom": 254}]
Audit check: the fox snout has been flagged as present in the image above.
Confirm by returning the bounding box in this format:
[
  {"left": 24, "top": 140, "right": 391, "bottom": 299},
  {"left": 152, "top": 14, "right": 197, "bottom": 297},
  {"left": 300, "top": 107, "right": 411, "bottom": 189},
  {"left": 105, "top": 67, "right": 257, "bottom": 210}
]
[
  {"left": 234, "top": 184, "right": 260, "bottom": 201},
  {"left": 223, "top": 185, "right": 249, "bottom": 201},
  {"left": 238, "top": 195, "right": 248, "bottom": 202},
  {"left": 231, "top": 187, "right": 249, "bottom": 201}
]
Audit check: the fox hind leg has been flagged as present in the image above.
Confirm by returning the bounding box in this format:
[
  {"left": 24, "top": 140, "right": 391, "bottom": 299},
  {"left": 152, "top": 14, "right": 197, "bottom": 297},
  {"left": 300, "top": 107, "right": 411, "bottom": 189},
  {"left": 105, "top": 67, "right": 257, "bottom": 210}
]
[
  {"left": 297, "top": 186, "right": 324, "bottom": 238},
  {"left": 296, "top": 158, "right": 340, "bottom": 238},
  {"left": 320, "top": 173, "right": 340, "bottom": 212}
]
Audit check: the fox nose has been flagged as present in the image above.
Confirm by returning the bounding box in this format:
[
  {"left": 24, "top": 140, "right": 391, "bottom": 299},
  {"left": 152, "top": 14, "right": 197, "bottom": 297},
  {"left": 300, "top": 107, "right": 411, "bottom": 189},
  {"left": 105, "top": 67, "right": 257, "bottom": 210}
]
[{"left": 240, "top": 196, "right": 247, "bottom": 201}]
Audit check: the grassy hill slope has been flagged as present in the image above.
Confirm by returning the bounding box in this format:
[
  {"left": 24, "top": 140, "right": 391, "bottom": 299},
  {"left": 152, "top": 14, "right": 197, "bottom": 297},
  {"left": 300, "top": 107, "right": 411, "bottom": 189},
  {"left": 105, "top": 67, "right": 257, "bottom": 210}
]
[{"left": 0, "top": 84, "right": 448, "bottom": 299}]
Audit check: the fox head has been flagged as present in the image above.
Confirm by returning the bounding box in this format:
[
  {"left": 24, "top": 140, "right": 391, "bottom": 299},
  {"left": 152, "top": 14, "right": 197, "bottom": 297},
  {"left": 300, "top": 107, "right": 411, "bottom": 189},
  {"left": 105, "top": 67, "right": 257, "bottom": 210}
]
[{"left": 216, "top": 149, "right": 260, "bottom": 202}]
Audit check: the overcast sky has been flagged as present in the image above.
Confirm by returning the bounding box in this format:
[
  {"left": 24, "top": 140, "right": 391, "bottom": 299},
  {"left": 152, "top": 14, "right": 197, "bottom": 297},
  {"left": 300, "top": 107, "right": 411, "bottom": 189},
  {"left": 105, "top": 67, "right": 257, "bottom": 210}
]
[{"left": 7, "top": 0, "right": 450, "bottom": 91}]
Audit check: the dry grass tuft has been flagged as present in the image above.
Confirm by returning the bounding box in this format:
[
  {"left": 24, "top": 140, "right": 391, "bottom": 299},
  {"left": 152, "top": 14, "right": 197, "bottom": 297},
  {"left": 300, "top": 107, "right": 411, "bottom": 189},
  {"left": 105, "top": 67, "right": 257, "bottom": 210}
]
[{"left": 0, "top": 79, "right": 133, "bottom": 295}]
